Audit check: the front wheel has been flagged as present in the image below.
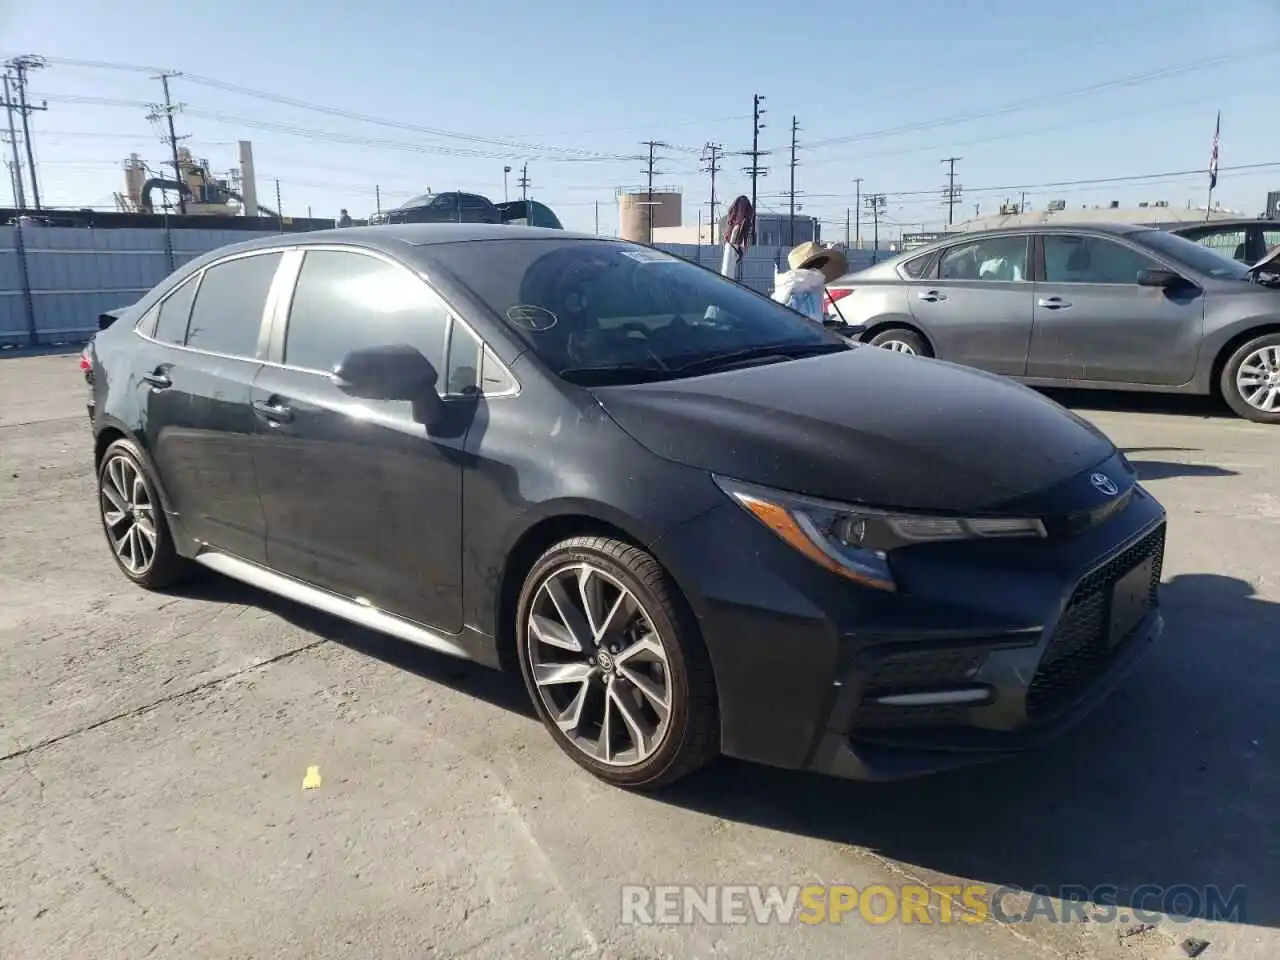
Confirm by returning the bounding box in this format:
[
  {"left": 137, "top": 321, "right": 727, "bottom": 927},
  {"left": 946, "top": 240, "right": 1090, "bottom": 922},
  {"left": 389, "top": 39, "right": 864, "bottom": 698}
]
[
  {"left": 1220, "top": 333, "right": 1280, "bottom": 424},
  {"left": 515, "top": 536, "right": 719, "bottom": 790}
]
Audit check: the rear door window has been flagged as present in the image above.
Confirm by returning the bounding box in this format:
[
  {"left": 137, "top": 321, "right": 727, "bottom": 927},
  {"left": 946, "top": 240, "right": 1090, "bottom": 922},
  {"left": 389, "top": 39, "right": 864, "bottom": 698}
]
[
  {"left": 938, "top": 236, "right": 1028, "bottom": 281},
  {"left": 184, "top": 252, "right": 282, "bottom": 357},
  {"left": 152, "top": 273, "right": 200, "bottom": 345},
  {"left": 283, "top": 249, "right": 450, "bottom": 374}
]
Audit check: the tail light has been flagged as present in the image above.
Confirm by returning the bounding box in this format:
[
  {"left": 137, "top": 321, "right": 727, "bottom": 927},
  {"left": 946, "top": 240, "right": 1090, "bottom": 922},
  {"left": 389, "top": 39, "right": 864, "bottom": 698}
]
[
  {"left": 825, "top": 288, "right": 853, "bottom": 307},
  {"left": 79, "top": 347, "right": 94, "bottom": 384}
]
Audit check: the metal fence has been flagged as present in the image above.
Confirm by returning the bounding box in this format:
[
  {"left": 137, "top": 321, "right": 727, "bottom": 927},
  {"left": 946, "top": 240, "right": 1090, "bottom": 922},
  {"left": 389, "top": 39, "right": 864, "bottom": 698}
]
[{"left": 0, "top": 226, "right": 892, "bottom": 349}]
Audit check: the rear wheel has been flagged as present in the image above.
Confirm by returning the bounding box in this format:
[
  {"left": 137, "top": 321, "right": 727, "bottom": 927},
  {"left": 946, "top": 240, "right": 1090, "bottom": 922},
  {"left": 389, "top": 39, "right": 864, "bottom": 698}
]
[
  {"left": 515, "top": 536, "right": 718, "bottom": 789},
  {"left": 868, "top": 327, "right": 929, "bottom": 356},
  {"left": 97, "top": 438, "right": 187, "bottom": 589},
  {"left": 1220, "top": 333, "right": 1280, "bottom": 424}
]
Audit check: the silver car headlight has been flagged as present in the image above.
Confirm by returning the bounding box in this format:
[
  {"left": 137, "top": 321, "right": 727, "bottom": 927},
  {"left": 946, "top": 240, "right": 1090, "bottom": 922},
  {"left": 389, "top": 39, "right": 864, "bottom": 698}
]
[{"left": 714, "top": 476, "right": 1047, "bottom": 593}]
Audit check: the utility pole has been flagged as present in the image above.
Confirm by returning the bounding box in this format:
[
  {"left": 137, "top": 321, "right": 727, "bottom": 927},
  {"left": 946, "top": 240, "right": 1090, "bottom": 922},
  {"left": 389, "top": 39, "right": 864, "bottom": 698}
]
[
  {"left": 503, "top": 165, "right": 511, "bottom": 202},
  {"left": 2, "top": 73, "right": 26, "bottom": 209},
  {"left": 851, "top": 177, "right": 863, "bottom": 250},
  {"left": 146, "top": 71, "right": 188, "bottom": 214},
  {"left": 641, "top": 140, "right": 668, "bottom": 245},
  {"left": 865, "top": 193, "right": 886, "bottom": 262},
  {"left": 786, "top": 115, "right": 801, "bottom": 246},
  {"left": 4, "top": 58, "right": 48, "bottom": 210},
  {"left": 700, "top": 142, "right": 722, "bottom": 245},
  {"left": 375, "top": 184, "right": 381, "bottom": 213},
  {"left": 275, "top": 178, "right": 283, "bottom": 230},
  {"left": 845, "top": 207, "right": 851, "bottom": 248},
  {"left": 594, "top": 200, "right": 599, "bottom": 235},
  {"left": 517, "top": 163, "right": 530, "bottom": 201},
  {"left": 744, "top": 94, "right": 770, "bottom": 243},
  {"left": 941, "top": 156, "right": 962, "bottom": 226}
]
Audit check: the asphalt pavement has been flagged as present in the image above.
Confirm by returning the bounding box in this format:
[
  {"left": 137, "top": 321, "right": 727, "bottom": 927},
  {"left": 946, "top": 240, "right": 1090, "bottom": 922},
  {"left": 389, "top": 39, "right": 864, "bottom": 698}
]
[{"left": 1, "top": 354, "right": 1275, "bottom": 959}]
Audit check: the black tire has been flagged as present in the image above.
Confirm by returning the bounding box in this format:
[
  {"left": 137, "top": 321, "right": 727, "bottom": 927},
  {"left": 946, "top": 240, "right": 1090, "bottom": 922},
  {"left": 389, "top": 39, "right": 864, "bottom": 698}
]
[
  {"left": 515, "top": 536, "right": 719, "bottom": 790},
  {"left": 868, "top": 326, "right": 930, "bottom": 356},
  {"left": 97, "top": 438, "right": 188, "bottom": 589},
  {"left": 1219, "top": 332, "right": 1280, "bottom": 424}
]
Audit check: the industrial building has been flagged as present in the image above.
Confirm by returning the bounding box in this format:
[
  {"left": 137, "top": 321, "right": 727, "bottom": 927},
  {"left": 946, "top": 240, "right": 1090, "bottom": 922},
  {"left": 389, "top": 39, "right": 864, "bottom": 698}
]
[
  {"left": 115, "top": 141, "right": 271, "bottom": 217},
  {"left": 617, "top": 187, "right": 682, "bottom": 243},
  {"left": 950, "top": 198, "right": 1246, "bottom": 233}
]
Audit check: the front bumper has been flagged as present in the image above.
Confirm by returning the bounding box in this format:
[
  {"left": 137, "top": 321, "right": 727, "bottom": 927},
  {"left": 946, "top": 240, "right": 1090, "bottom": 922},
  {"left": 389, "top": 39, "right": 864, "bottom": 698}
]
[{"left": 649, "top": 468, "right": 1167, "bottom": 782}]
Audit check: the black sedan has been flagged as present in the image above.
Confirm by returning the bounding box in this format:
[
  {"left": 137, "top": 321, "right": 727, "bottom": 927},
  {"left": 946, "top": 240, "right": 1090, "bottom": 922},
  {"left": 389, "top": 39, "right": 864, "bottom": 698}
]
[{"left": 83, "top": 224, "right": 1167, "bottom": 789}]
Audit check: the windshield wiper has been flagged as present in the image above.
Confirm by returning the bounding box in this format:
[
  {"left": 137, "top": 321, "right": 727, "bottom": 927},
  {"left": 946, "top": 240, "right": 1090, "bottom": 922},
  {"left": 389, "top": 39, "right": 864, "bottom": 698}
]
[
  {"left": 672, "top": 341, "right": 849, "bottom": 376},
  {"left": 557, "top": 363, "right": 673, "bottom": 385}
]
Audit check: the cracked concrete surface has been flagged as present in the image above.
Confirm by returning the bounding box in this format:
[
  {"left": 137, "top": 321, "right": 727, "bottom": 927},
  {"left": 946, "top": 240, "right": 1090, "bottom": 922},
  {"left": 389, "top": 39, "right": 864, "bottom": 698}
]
[{"left": 1, "top": 355, "right": 1276, "bottom": 959}]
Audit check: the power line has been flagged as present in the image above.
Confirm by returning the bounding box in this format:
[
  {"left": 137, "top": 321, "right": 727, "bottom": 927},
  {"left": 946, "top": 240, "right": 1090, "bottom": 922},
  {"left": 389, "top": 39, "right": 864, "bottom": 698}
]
[
  {"left": 941, "top": 156, "right": 962, "bottom": 226},
  {"left": 146, "top": 71, "right": 187, "bottom": 214},
  {"left": 786, "top": 115, "right": 802, "bottom": 246},
  {"left": 4, "top": 56, "right": 48, "bottom": 209},
  {"left": 700, "top": 143, "right": 722, "bottom": 245},
  {"left": 804, "top": 40, "right": 1279, "bottom": 151},
  {"left": 641, "top": 140, "right": 668, "bottom": 244},
  {"left": 744, "top": 94, "right": 769, "bottom": 242}
]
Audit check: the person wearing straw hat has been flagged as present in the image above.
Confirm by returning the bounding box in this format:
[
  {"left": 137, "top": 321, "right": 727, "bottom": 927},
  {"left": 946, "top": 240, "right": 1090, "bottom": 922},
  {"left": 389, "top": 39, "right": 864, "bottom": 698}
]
[{"left": 771, "top": 241, "right": 848, "bottom": 324}]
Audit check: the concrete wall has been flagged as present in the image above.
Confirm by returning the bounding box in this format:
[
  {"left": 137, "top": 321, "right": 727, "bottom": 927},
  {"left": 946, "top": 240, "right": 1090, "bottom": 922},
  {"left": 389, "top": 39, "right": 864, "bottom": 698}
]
[{"left": 0, "top": 227, "right": 891, "bottom": 348}]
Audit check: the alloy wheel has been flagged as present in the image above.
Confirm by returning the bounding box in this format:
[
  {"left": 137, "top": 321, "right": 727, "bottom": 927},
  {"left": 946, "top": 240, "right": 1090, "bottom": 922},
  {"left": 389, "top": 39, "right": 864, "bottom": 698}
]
[
  {"left": 526, "top": 562, "right": 673, "bottom": 766},
  {"left": 879, "top": 339, "right": 917, "bottom": 355},
  {"left": 1236, "top": 345, "right": 1280, "bottom": 413},
  {"left": 100, "top": 454, "right": 158, "bottom": 575}
]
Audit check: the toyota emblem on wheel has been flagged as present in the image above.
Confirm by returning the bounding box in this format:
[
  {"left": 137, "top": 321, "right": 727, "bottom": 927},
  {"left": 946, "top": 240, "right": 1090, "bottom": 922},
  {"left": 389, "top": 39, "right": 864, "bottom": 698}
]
[{"left": 1091, "top": 472, "right": 1119, "bottom": 496}]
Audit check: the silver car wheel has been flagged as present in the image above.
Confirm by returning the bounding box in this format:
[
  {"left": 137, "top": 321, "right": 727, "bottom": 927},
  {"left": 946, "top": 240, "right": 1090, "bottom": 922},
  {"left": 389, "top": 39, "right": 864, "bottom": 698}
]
[
  {"left": 526, "top": 562, "right": 673, "bottom": 767},
  {"left": 879, "top": 339, "right": 917, "bottom": 355},
  {"left": 1236, "top": 345, "right": 1280, "bottom": 413},
  {"left": 99, "top": 454, "right": 158, "bottom": 575}
]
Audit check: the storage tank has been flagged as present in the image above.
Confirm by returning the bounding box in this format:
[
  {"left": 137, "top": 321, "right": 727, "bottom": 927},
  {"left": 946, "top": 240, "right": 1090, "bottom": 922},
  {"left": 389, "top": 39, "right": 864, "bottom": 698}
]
[{"left": 618, "top": 190, "right": 682, "bottom": 243}]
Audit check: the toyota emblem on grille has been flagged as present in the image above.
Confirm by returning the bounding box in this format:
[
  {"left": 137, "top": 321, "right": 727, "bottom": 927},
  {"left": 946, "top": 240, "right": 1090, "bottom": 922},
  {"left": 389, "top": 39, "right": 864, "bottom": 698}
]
[{"left": 1090, "top": 472, "right": 1119, "bottom": 496}]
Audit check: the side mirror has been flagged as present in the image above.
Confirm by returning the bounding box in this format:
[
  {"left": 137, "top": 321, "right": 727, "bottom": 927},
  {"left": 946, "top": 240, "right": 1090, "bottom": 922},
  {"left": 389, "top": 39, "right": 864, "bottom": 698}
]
[
  {"left": 333, "top": 343, "right": 439, "bottom": 401},
  {"left": 1137, "top": 268, "right": 1187, "bottom": 289}
]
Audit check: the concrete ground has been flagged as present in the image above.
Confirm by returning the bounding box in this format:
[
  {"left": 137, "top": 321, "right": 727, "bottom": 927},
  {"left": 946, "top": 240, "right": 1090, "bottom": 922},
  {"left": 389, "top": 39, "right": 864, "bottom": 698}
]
[{"left": 0, "top": 354, "right": 1276, "bottom": 960}]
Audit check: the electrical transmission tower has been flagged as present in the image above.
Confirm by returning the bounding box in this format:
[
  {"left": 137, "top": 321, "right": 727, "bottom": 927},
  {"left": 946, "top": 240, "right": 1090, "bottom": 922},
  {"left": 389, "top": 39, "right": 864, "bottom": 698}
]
[
  {"left": 517, "top": 163, "right": 531, "bottom": 201},
  {"left": 146, "top": 71, "right": 188, "bottom": 214},
  {"left": 700, "top": 142, "right": 722, "bottom": 245},
  {"left": 865, "top": 193, "right": 887, "bottom": 260},
  {"left": 743, "top": 94, "right": 770, "bottom": 242},
  {"left": 785, "top": 115, "right": 803, "bottom": 246},
  {"left": 941, "top": 156, "right": 963, "bottom": 226},
  {"left": 641, "top": 140, "right": 668, "bottom": 245},
  {"left": 3, "top": 56, "right": 48, "bottom": 210}
]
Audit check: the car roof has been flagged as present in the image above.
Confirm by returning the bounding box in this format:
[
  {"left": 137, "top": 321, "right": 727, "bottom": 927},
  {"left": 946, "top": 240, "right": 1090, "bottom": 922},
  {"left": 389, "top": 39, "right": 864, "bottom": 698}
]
[
  {"left": 1171, "top": 218, "right": 1280, "bottom": 230},
  {"left": 182, "top": 223, "right": 605, "bottom": 261},
  {"left": 942, "top": 221, "right": 1150, "bottom": 237}
]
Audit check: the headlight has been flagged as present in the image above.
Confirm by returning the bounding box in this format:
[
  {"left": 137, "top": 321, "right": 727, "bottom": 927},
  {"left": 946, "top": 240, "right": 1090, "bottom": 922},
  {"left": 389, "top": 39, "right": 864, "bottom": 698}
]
[{"left": 714, "top": 476, "right": 1046, "bottom": 592}]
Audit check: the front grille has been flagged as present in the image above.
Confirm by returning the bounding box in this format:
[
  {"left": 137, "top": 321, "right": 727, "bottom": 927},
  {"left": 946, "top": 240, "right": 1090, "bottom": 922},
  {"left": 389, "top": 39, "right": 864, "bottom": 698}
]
[
  {"left": 852, "top": 649, "right": 984, "bottom": 729},
  {"left": 1026, "top": 523, "right": 1165, "bottom": 720}
]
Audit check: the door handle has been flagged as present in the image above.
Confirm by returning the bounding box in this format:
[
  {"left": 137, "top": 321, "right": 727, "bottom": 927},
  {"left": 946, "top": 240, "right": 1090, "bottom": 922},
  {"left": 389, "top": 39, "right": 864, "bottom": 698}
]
[
  {"left": 917, "top": 290, "right": 947, "bottom": 303},
  {"left": 142, "top": 371, "right": 172, "bottom": 389},
  {"left": 252, "top": 398, "right": 294, "bottom": 423},
  {"left": 1038, "top": 297, "right": 1072, "bottom": 309}
]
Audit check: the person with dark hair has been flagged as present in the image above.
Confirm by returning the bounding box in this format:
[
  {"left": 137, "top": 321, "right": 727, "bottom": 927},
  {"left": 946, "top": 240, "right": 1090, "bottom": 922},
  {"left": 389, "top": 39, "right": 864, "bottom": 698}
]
[{"left": 337, "top": 208, "right": 352, "bottom": 227}]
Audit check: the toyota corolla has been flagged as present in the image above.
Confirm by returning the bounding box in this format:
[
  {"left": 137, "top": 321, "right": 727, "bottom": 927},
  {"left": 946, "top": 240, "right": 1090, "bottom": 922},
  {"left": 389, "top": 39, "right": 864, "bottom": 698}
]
[{"left": 84, "top": 224, "right": 1166, "bottom": 789}]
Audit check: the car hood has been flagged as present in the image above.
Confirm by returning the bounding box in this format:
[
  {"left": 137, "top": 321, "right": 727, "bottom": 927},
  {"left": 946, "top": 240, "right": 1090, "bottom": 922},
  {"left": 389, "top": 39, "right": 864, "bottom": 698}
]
[{"left": 592, "top": 349, "right": 1116, "bottom": 513}]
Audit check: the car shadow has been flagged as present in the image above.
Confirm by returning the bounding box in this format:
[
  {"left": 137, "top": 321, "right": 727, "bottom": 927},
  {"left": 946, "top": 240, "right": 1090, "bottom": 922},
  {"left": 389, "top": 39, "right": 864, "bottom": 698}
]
[
  {"left": 1043, "top": 388, "right": 1231, "bottom": 420},
  {"left": 163, "top": 569, "right": 1277, "bottom": 926},
  {"left": 1126, "top": 459, "right": 1238, "bottom": 480},
  {"left": 163, "top": 573, "right": 535, "bottom": 718},
  {"left": 654, "top": 572, "right": 1279, "bottom": 927}
]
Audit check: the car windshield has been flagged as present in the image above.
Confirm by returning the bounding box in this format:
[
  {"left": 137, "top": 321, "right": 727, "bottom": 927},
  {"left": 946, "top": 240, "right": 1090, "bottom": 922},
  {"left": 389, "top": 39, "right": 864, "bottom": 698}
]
[
  {"left": 426, "top": 238, "right": 847, "bottom": 383},
  {"left": 1135, "top": 229, "right": 1252, "bottom": 280}
]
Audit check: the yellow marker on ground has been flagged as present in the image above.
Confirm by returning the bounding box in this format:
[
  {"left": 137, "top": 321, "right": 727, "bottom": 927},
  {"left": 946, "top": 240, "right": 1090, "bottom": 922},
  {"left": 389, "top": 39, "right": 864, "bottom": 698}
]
[{"left": 302, "top": 766, "right": 323, "bottom": 790}]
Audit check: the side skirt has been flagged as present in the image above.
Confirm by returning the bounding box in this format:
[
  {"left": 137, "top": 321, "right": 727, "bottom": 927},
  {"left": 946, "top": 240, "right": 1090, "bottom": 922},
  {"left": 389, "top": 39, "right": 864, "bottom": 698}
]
[{"left": 193, "top": 550, "right": 490, "bottom": 664}]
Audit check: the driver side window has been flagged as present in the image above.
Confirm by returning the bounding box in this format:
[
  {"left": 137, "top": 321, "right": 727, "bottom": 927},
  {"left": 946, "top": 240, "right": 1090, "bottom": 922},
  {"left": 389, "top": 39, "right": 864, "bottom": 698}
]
[{"left": 1042, "top": 235, "right": 1157, "bottom": 285}]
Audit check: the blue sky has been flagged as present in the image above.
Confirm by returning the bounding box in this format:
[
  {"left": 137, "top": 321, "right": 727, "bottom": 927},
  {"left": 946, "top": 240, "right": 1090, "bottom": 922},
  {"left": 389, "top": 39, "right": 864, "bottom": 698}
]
[{"left": 2, "top": 0, "right": 1277, "bottom": 236}]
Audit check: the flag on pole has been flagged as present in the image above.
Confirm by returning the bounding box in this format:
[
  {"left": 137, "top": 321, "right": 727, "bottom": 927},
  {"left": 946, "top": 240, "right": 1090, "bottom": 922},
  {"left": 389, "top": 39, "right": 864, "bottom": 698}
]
[{"left": 1208, "top": 111, "right": 1220, "bottom": 190}]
